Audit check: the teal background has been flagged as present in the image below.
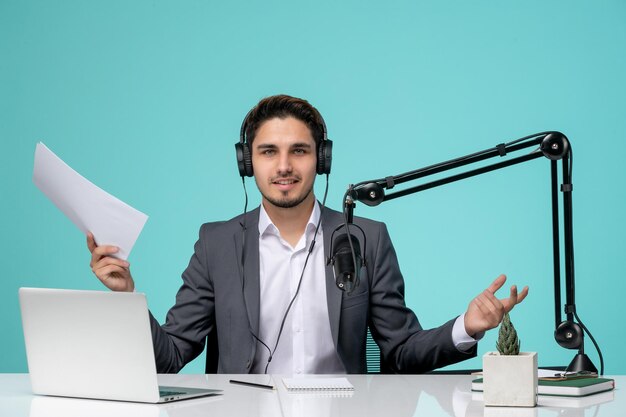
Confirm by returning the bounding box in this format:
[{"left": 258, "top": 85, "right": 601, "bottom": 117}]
[{"left": 2, "top": 1, "right": 625, "bottom": 374}]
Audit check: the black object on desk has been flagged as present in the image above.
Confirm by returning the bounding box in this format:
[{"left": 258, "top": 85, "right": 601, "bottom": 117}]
[{"left": 229, "top": 379, "right": 275, "bottom": 390}]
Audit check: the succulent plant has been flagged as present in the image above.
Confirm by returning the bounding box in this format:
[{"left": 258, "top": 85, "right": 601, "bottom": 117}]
[{"left": 496, "top": 312, "right": 520, "bottom": 355}]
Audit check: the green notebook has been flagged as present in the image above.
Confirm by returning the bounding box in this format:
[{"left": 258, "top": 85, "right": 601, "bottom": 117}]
[{"left": 472, "top": 377, "right": 615, "bottom": 397}]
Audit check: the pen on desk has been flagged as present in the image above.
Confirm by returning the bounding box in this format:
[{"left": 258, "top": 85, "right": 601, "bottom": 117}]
[{"left": 229, "top": 379, "right": 275, "bottom": 390}]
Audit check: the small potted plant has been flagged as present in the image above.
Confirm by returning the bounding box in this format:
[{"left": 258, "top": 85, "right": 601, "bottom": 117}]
[{"left": 483, "top": 312, "right": 537, "bottom": 407}]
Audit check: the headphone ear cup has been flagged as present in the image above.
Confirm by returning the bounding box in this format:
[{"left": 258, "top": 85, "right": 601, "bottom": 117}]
[
  {"left": 317, "top": 139, "right": 333, "bottom": 175},
  {"left": 235, "top": 142, "right": 254, "bottom": 177}
]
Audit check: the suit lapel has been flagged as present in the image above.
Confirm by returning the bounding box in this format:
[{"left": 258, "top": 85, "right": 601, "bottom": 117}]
[
  {"left": 322, "top": 208, "right": 345, "bottom": 349},
  {"left": 234, "top": 208, "right": 261, "bottom": 337}
]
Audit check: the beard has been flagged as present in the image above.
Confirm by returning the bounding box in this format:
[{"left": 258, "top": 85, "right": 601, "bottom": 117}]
[{"left": 260, "top": 184, "right": 314, "bottom": 209}]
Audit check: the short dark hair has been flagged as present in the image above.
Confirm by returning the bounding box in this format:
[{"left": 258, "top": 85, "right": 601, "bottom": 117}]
[{"left": 244, "top": 95, "right": 325, "bottom": 146}]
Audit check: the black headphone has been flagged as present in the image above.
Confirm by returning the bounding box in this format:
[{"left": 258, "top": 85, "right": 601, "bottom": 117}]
[{"left": 235, "top": 108, "right": 333, "bottom": 177}]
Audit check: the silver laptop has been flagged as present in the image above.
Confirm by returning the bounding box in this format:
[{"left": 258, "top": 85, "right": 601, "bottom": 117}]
[{"left": 19, "top": 287, "right": 221, "bottom": 403}]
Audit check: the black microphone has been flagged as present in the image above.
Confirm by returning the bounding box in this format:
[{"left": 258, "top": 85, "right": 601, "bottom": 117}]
[{"left": 329, "top": 232, "right": 363, "bottom": 293}]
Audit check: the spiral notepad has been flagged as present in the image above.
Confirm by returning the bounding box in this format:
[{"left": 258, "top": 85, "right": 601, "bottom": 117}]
[{"left": 282, "top": 377, "right": 354, "bottom": 391}]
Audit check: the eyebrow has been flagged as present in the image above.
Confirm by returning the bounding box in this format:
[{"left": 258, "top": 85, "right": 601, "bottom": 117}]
[
  {"left": 254, "top": 142, "right": 313, "bottom": 150},
  {"left": 255, "top": 143, "right": 277, "bottom": 150},
  {"left": 290, "top": 142, "right": 313, "bottom": 149}
]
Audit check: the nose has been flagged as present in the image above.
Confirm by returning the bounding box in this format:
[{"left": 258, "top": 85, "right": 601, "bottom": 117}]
[{"left": 276, "top": 151, "right": 293, "bottom": 174}]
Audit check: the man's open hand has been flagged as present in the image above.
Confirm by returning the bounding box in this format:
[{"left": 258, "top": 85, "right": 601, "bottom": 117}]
[{"left": 464, "top": 274, "right": 528, "bottom": 337}]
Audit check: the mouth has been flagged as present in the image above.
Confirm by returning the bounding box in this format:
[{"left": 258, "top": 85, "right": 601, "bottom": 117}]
[
  {"left": 273, "top": 178, "right": 298, "bottom": 185},
  {"left": 271, "top": 177, "right": 300, "bottom": 191}
]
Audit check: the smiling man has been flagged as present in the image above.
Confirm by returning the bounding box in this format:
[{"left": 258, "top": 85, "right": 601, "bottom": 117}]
[{"left": 88, "top": 94, "right": 528, "bottom": 374}]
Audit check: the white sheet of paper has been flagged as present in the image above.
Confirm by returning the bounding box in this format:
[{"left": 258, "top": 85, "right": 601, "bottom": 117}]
[{"left": 32, "top": 142, "right": 148, "bottom": 260}]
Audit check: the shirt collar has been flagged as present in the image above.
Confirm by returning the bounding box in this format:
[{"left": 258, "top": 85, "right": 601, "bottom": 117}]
[{"left": 258, "top": 201, "right": 321, "bottom": 238}]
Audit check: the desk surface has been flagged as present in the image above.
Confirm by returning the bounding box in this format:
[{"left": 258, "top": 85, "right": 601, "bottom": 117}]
[{"left": 0, "top": 374, "right": 621, "bottom": 417}]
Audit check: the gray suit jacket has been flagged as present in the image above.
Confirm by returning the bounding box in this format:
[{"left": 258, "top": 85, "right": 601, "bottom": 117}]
[{"left": 149, "top": 206, "right": 476, "bottom": 373}]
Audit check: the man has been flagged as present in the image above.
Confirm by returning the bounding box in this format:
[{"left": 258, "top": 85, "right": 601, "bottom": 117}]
[{"left": 88, "top": 95, "right": 528, "bottom": 374}]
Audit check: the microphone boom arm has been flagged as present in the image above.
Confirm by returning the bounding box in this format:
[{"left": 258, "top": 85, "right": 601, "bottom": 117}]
[{"left": 346, "top": 131, "right": 601, "bottom": 374}]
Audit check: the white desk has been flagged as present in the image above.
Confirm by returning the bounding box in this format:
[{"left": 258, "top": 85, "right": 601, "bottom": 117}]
[{"left": 0, "top": 374, "right": 621, "bottom": 417}]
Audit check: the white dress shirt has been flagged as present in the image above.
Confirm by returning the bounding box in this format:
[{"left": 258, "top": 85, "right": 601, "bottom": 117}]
[
  {"left": 252, "top": 202, "right": 345, "bottom": 374},
  {"left": 251, "top": 203, "right": 479, "bottom": 374}
]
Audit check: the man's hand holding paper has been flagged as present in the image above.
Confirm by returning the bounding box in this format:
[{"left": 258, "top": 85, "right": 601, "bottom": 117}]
[{"left": 87, "top": 232, "right": 135, "bottom": 292}]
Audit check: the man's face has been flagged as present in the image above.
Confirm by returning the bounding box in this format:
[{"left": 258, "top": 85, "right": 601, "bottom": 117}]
[{"left": 251, "top": 117, "right": 317, "bottom": 210}]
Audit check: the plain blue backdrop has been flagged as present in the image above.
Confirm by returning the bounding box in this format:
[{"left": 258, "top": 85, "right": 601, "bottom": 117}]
[{"left": 2, "top": 1, "right": 625, "bottom": 374}]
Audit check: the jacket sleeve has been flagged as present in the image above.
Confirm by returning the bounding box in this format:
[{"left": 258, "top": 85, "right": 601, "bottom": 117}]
[
  {"left": 149, "top": 224, "right": 216, "bottom": 373},
  {"left": 367, "top": 222, "right": 476, "bottom": 373}
]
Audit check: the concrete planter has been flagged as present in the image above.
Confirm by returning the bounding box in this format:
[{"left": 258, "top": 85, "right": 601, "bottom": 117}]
[{"left": 483, "top": 351, "right": 538, "bottom": 407}]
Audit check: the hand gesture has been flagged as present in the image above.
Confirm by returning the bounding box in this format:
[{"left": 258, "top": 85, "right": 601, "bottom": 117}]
[
  {"left": 87, "top": 232, "right": 135, "bottom": 292},
  {"left": 464, "top": 274, "right": 528, "bottom": 337}
]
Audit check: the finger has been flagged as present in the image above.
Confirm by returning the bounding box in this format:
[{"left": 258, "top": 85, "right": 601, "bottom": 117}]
[
  {"left": 473, "top": 291, "right": 503, "bottom": 320},
  {"left": 472, "top": 293, "right": 487, "bottom": 313},
  {"left": 90, "top": 245, "right": 119, "bottom": 268},
  {"left": 517, "top": 286, "right": 529, "bottom": 304},
  {"left": 501, "top": 285, "right": 518, "bottom": 313},
  {"left": 92, "top": 245, "right": 119, "bottom": 256},
  {"left": 468, "top": 292, "right": 504, "bottom": 332},
  {"left": 86, "top": 232, "right": 97, "bottom": 253},
  {"left": 92, "top": 257, "right": 130, "bottom": 273},
  {"left": 96, "top": 265, "right": 130, "bottom": 281},
  {"left": 479, "top": 290, "right": 505, "bottom": 316},
  {"left": 503, "top": 284, "right": 530, "bottom": 313},
  {"left": 91, "top": 245, "right": 119, "bottom": 262},
  {"left": 486, "top": 274, "right": 507, "bottom": 294}
]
